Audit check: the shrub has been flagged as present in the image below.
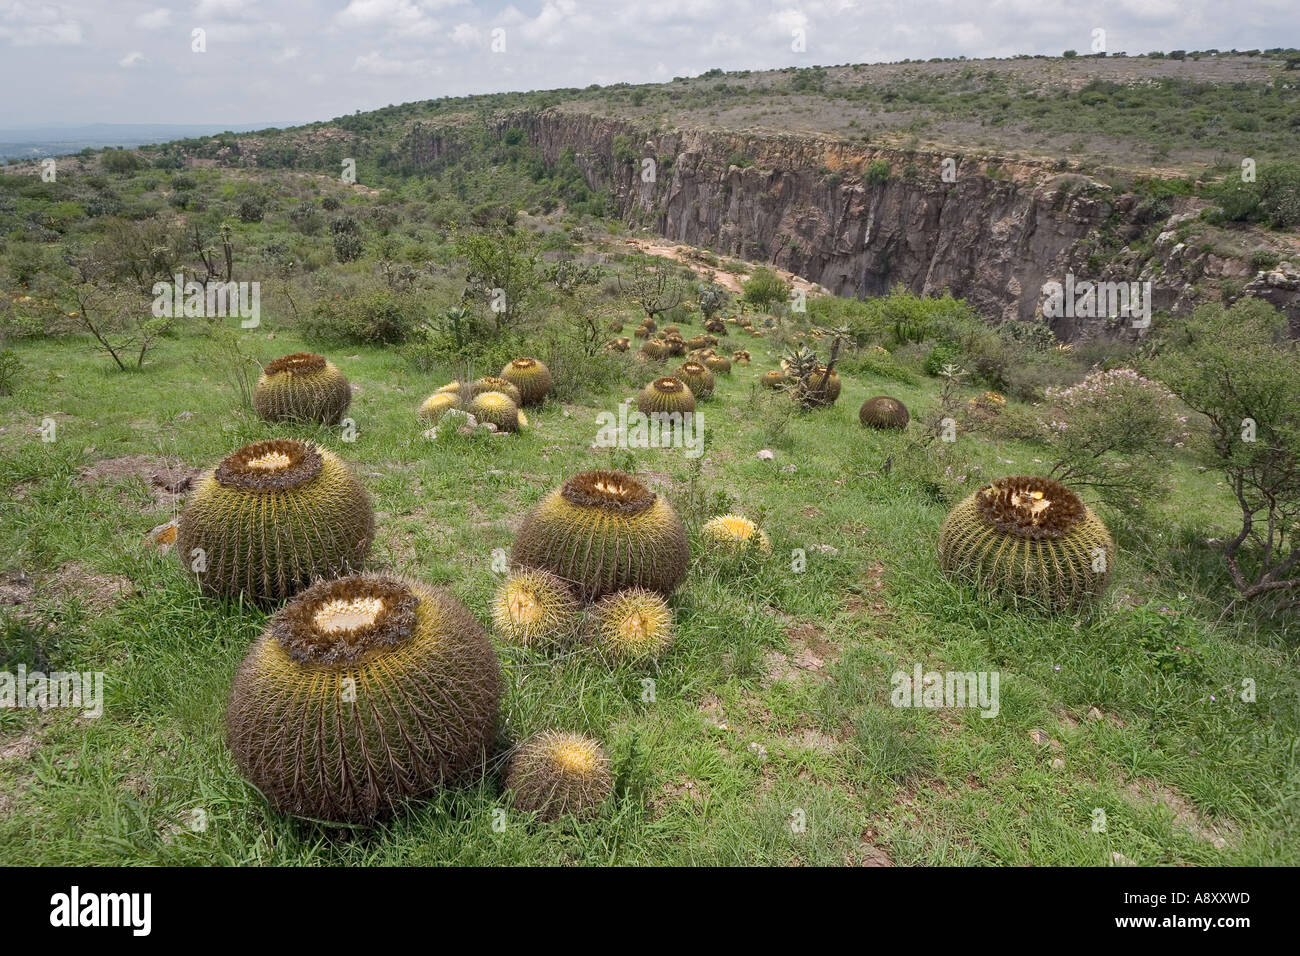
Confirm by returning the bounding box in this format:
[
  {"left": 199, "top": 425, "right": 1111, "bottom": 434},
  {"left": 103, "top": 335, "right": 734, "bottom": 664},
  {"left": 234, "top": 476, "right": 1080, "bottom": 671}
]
[{"left": 741, "top": 267, "right": 790, "bottom": 311}]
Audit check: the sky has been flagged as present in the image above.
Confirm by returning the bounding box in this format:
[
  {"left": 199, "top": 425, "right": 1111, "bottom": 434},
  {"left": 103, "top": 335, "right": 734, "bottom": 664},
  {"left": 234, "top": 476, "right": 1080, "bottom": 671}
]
[{"left": 0, "top": 0, "right": 1296, "bottom": 128}]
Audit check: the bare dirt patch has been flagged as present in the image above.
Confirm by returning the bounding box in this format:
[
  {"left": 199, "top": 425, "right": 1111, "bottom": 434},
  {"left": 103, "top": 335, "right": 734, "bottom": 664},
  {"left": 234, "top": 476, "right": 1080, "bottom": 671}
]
[
  {"left": 762, "top": 622, "right": 840, "bottom": 687},
  {"left": 49, "top": 562, "right": 135, "bottom": 612},
  {"left": 0, "top": 735, "right": 37, "bottom": 762},
  {"left": 0, "top": 569, "right": 35, "bottom": 607},
  {"left": 1123, "top": 779, "right": 1234, "bottom": 849},
  {"left": 78, "top": 455, "right": 201, "bottom": 508}
]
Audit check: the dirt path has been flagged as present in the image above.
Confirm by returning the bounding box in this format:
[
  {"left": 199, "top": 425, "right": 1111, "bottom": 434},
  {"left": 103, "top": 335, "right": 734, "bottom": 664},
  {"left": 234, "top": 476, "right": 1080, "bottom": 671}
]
[{"left": 619, "top": 237, "right": 829, "bottom": 297}]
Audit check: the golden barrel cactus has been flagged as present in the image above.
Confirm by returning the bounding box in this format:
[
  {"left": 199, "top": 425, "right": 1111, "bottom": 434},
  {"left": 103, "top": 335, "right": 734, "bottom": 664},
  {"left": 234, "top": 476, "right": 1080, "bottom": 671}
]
[
  {"left": 674, "top": 361, "right": 715, "bottom": 399},
  {"left": 938, "top": 475, "right": 1115, "bottom": 612},
  {"left": 176, "top": 438, "right": 374, "bottom": 606},
  {"left": 859, "top": 396, "right": 910, "bottom": 430},
  {"left": 499, "top": 358, "right": 552, "bottom": 407},
  {"left": 700, "top": 514, "right": 772, "bottom": 556},
  {"left": 253, "top": 353, "right": 351, "bottom": 425},
  {"left": 637, "top": 377, "right": 696, "bottom": 417},
  {"left": 226, "top": 574, "right": 502, "bottom": 823},
  {"left": 511, "top": 470, "right": 689, "bottom": 601},
  {"left": 505, "top": 731, "right": 612, "bottom": 821}
]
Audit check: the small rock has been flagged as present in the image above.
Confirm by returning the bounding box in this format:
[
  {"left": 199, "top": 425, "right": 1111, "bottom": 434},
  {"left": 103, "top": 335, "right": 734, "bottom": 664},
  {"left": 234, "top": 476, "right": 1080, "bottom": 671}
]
[
  {"left": 747, "top": 742, "right": 767, "bottom": 762},
  {"left": 1029, "top": 729, "right": 1050, "bottom": 745},
  {"left": 1110, "top": 852, "right": 1138, "bottom": 867},
  {"left": 1087, "top": 706, "right": 1103, "bottom": 722},
  {"left": 144, "top": 520, "right": 178, "bottom": 554},
  {"left": 756, "top": 449, "right": 775, "bottom": 460},
  {"left": 1050, "top": 757, "right": 1066, "bottom": 770},
  {"left": 175, "top": 411, "right": 193, "bottom": 421}
]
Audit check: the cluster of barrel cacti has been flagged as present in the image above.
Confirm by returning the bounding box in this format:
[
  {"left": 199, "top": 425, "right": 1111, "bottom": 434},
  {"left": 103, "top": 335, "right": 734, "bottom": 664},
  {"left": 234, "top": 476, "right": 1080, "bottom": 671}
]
[{"left": 416, "top": 364, "right": 549, "bottom": 434}]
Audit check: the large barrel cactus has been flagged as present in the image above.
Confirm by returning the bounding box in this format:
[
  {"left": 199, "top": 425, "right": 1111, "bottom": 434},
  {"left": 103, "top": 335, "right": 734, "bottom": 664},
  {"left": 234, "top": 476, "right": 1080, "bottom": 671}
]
[
  {"left": 176, "top": 438, "right": 374, "bottom": 605},
  {"left": 253, "top": 352, "right": 351, "bottom": 425},
  {"left": 226, "top": 574, "right": 502, "bottom": 823},
  {"left": 511, "top": 470, "right": 689, "bottom": 601},
  {"left": 938, "top": 475, "right": 1114, "bottom": 611}
]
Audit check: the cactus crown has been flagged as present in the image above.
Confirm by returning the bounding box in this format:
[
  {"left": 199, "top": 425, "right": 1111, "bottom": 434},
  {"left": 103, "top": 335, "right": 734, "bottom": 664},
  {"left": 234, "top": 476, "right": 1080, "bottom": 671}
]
[
  {"left": 652, "top": 377, "right": 685, "bottom": 393},
  {"left": 264, "top": 352, "right": 327, "bottom": 375},
  {"left": 561, "top": 470, "right": 655, "bottom": 514},
  {"left": 510, "top": 358, "right": 538, "bottom": 371},
  {"left": 214, "top": 439, "right": 322, "bottom": 491},
  {"left": 975, "top": 475, "right": 1085, "bottom": 540},
  {"left": 272, "top": 576, "right": 418, "bottom": 667},
  {"left": 680, "top": 361, "right": 706, "bottom": 375}
]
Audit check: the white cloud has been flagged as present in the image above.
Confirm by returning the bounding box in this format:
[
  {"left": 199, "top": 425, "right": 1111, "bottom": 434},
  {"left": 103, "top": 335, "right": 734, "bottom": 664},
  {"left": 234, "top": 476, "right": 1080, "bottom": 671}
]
[
  {"left": 336, "top": 0, "right": 440, "bottom": 37},
  {"left": 134, "top": 7, "right": 172, "bottom": 30},
  {"left": 119, "top": 50, "right": 146, "bottom": 67},
  {"left": 193, "top": 0, "right": 257, "bottom": 18},
  {"left": 0, "top": 1, "right": 82, "bottom": 46},
  {"left": 273, "top": 45, "right": 300, "bottom": 63},
  {"left": 351, "top": 50, "right": 442, "bottom": 76},
  {"left": 449, "top": 22, "right": 482, "bottom": 47}
]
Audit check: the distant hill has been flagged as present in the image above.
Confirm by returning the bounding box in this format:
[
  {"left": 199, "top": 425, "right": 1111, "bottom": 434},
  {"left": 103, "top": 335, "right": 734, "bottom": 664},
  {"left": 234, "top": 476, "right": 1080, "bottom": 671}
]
[{"left": 0, "top": 123, "right": 295, "bottom": 161}]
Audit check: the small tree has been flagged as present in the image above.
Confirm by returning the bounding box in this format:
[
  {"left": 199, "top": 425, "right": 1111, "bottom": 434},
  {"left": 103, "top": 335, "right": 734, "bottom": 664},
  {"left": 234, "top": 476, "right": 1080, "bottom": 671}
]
[
  {"left": 741, "top": 266, "right": 790, "bottom": 312},
  {"left": 1152, "top": 299, "right": 1300, "bottom": 613},
  {"left": 618, "top": 254, "right": 686, "bottom": 321},
  {"left": 453, "top": 227, "right": 543, "bottom": 335}
]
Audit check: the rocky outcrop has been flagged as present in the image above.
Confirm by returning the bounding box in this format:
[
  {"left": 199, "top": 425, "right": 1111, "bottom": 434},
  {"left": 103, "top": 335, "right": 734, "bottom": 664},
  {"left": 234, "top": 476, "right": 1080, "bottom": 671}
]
[{"left": 492, "top": 108, "right": 1286, "bottom": 340}]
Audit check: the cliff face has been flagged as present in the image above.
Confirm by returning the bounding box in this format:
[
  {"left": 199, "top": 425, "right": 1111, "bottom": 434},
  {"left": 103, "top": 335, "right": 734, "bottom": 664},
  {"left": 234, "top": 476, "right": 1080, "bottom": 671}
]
[
  {"left": 491, "top": 109, "right": 1295, "bottom": 339},
  {"left": 505, "top": 109, "right": 1116, "bottom": 332}
]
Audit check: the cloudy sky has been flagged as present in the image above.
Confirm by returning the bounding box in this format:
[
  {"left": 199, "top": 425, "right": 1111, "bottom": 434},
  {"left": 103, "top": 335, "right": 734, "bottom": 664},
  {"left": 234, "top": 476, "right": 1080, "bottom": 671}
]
[{"left": 0, "top": 0, "right": 1295, "bottom": 127}]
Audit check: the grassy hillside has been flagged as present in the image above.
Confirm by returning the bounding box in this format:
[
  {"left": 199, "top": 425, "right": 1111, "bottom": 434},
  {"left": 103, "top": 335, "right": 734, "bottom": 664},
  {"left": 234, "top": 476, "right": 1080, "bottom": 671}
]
[{"left": 1, "top": 307, "right": 1296, "bottom": 864}]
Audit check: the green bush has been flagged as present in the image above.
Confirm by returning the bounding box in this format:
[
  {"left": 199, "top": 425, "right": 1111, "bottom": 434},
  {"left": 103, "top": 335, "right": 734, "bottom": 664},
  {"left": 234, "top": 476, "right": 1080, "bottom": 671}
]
[{"left": 303, "top": 288, "right": 420, "bottom": 344}]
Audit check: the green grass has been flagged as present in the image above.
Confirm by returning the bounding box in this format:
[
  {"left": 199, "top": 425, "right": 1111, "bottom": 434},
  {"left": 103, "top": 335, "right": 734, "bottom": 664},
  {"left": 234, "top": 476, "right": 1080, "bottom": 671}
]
[{"left": 1, "top": 319, "right": 1296, "bottom": 866}]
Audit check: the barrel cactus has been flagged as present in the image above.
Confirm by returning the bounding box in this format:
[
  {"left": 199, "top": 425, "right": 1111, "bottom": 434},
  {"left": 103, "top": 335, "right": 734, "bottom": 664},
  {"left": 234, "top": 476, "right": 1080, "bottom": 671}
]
[
  {"left": 176, "top": 438, "right": 374, "bottom": 606},
  {"left": 674, "top": 361, "right": 715, "bottom": 399},
  {"left": 800, "top": 365, "right": 841, "bottom": 408},
  {"left": 468, "top": 390, "right": 526, "bottom": 433},
  {"left": 505, "top": 731, "right": 613, "bottom": 821},
  {"left": 637, "top": 377, "right": 696, "bottom": 417},
  {"left": 491, "top": 568, "right": 581, "bottom": 648},
  {"left": 761, "top": 370, "right": 786, "bottom": 389},
  {"left": 640, "top": 338, "right": 669, "bottom": 360},
  {"left": 859, "top": 396, "right": 910, "bottom": 430},
  {"left": 253, "top": 352, "right": 351, "bottom": 425},
  {"left": 701, "top": 353, "right": 732, "bottom": 375},
  {"left": 511, "top": 470, "right": 689, "bottom": 601},
  {"left": 938, "top": 475, "right": 1115, "bottom": 612},
  {"left": 586, "top": 587, "right": 676, "bottom": 662},
  {"left": 700, "top": 514, "right": 772, "bottom": 556},
  {"left": 226, "top": 574, "right": 502, "bottom": 823},
  {"left": 471, "top": 376, "right": 523, "bottom": 406},
  {"left": 499, "top": 358, "right": 552, "bottom": 406},
  {"left": 418, "top": 392, "right": 461, "bottom": 423}
]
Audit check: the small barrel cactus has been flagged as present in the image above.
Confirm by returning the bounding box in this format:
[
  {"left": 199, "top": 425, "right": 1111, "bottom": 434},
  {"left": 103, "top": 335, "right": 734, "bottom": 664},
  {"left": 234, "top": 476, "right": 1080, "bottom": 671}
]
[
  {"left": 938, "top": 475, "right": 1115, "bottom": 612},
  {"left": 471, "top": 376, "right": 523, "bottom": 406},
  {"left": 468, "top": 390, "right": 526, "bottom": 433},
  {"left": 701, "top": 514, "right": 772, "bottom": 556},
  {"left": 505, "top": 731, "right": 612, "bottom": 821},
  {"left": 253, "top": 352, "right": 351, "bottom": 425},
  {"left": 586, "top": 587, "right": 676, "bottom": 662},
  {"left": 859, "top": 396, "right": 910, "bottom": 429},
  {"left": 418, "top": 392, "right": 461, "bottom": 423},
  {"left": 499, "top": 358, "right": 552, "bottom": 406},
  {"left": 637, "top": 377, "right": 696, "bottom": 417},
  {"left": 491, "top": 568, "right": 581, "bottom": 648}
]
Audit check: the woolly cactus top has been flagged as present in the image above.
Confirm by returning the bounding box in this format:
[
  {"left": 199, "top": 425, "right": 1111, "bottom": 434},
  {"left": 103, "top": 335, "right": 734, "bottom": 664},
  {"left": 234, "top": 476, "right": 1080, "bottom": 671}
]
[
  {"left": 272, "top": 576, "right": 419, "bottom": 667},
  {"left": 651, "top": 376, "right": 686, "bottom": 393},
  {"left": 509, "top": 358, "right": 539, "bottom": 371},
  {"left": 974, "top": 475, "right": 1086, "bottom": 540},
  {"left": 214, "top": 439, "right": 323, "bottom": 491},
  {"left": 561, "top": 470, "right": 656, "bottom": 514},
  {"left": 263, "top": 352, "right": 327, "bottom": 376}
]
